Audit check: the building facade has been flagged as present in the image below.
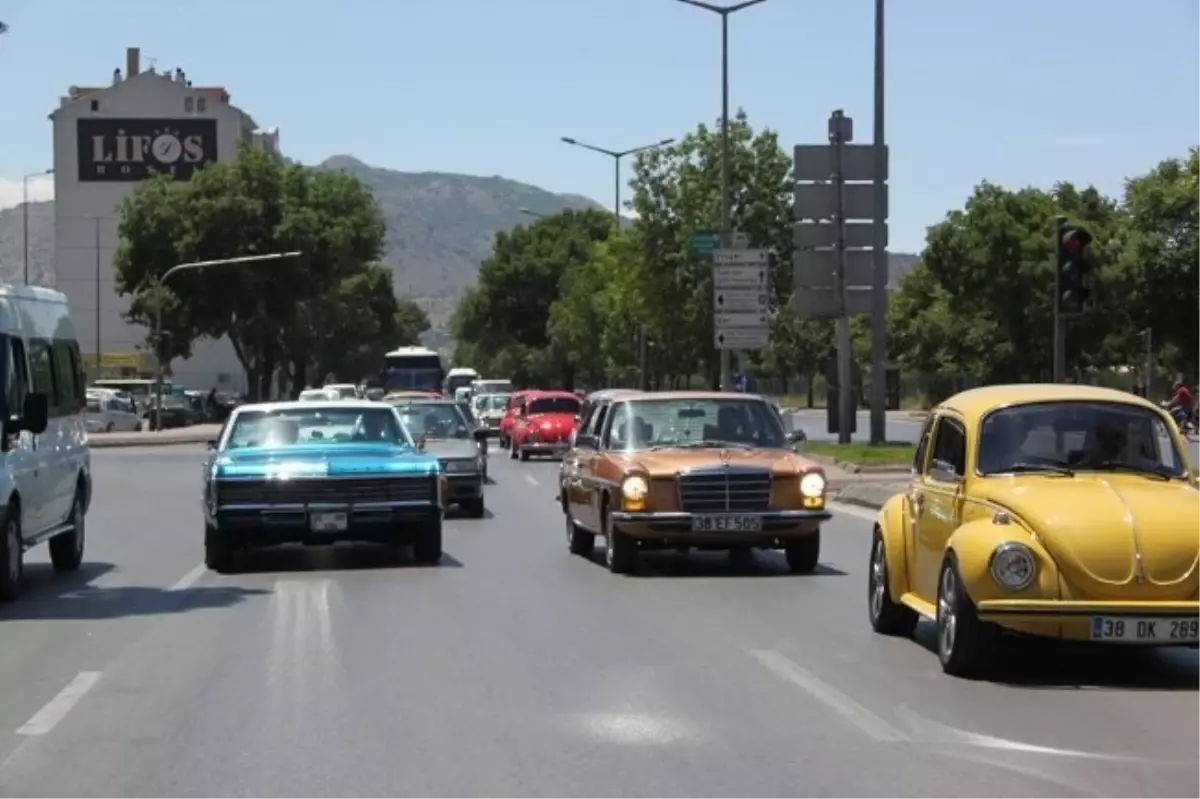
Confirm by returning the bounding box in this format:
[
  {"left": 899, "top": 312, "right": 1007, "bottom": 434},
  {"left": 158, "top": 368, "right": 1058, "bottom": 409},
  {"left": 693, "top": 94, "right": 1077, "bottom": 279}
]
[{"left": 50, "top": 47, "right": 280, "bottom": 391}]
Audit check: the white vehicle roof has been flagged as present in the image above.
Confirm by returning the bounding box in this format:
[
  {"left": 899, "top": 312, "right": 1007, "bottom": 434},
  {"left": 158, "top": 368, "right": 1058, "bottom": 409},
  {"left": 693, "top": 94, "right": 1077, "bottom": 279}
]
[
  {"left": 233, "top": 399, "right": 388, "bottom": 415},
  {"left": 324, "top": 383, "right": 357, "bottom": 390},
  {"left": 298, "top": 388, "right": 339, "bottom": 401},
  {"left": 385, "top": 345, "right": 439, "bottom": 357},
  {"left": 447, "top": 367, "right": 479, "bottom": 377}
]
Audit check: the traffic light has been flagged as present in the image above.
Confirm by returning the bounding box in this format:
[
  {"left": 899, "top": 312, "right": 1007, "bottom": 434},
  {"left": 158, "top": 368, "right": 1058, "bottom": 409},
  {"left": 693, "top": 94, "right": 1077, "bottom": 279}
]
[{"left": 1056, "top": 222, "right": 1094, "bottom": 315}]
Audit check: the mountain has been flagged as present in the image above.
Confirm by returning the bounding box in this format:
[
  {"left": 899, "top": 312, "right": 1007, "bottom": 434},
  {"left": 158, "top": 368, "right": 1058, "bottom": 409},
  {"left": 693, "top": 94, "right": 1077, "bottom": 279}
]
[{"left": 0, "top": 160, "right": 921, "bottom": 333}]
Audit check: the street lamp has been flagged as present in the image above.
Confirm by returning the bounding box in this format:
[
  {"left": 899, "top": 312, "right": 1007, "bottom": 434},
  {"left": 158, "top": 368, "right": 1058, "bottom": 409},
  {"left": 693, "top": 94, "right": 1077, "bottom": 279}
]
[
  {"left": 559, "top": 136, "right": 674, "bottom": 225},
  {"left": 560, "top": 135, "right": 674, "bottom": 391},
  {"left": 22, "top": 168, "right": 53, "bottom": 284},
  {"left": 150, "top": 251, "right": 302, "bottom": 429},
  {"left": 674, "top": 0, "right": 768, "bottom": 391}
]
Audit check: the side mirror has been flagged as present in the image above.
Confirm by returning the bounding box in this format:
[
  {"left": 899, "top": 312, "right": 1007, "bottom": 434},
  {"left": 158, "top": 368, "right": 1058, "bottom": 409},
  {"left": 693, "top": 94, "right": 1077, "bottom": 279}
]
[
  {"left": 206, "top": 439, "right": 218, "bottom": 450},
  {"left": 575, "top": 434, "right": 599, "bottom": 450},
  {"left": 20, "top": 392, "right": 49, "bottom": 435},
  {"left": 416, "top": 435, "right": 427, "bottom": 452},
  {"left": 473, "top": 428, "right": 489, "bottom": 442},
  {"left": 787, "top": 430, "right": 807, "bottom": 445}
]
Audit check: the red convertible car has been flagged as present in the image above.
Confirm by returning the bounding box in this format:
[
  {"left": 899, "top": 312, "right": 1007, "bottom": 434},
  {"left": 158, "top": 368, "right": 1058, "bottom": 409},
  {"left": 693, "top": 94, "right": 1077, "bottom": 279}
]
[{"left": 508, "top": 390, "right": 582, "bottom": 461}]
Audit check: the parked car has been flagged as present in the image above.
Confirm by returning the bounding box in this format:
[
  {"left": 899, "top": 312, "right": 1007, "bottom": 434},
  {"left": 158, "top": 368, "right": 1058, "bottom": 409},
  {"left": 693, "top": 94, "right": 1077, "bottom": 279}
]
[
  {"left": 145, "top": 393, "right": 200, "bottom": 430},
  {"left": 201, "top": 400, "right": 445, "bottom": 571},
  {"left": 558, "top": 391, "right": 818, "bottom": 574},
  {"left": 868, "top": 383, "right": 1200, "bottom": 677},
  {"left": 0, "top": 283, "right": 92, "bottom": 601},
  {"left": 86, "top": 391, "right": 142, "bottom": 433}
]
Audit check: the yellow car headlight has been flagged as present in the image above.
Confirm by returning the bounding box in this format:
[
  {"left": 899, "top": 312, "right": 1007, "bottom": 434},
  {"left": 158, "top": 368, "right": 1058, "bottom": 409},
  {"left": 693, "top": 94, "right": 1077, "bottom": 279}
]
[
  {"left": 621, "top": 476, "right": 649, "bottom": 502},
  {"left": 989, "top": 543, "right": 1036, "bottom": 591},
  {"left": 800, "top": 472, "right": 826, "bottom": 498}
]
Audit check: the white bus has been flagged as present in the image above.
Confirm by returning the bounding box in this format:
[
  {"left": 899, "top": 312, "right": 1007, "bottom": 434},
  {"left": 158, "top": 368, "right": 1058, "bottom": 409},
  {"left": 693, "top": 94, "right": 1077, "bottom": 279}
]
[{"left": 381, "top": 346, "right": 444, "bottom": 393}]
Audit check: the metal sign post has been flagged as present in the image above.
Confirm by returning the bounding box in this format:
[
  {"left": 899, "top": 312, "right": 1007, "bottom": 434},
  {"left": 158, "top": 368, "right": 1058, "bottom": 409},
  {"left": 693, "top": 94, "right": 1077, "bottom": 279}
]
[{"left": 792, "top": 111, "right": 889, "bottom": 442}]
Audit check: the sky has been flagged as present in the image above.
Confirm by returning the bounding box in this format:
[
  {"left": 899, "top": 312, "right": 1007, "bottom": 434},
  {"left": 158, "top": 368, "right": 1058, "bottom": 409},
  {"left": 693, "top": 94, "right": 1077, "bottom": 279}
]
[{"left": 0, "top": 0, "right": 1196, "bottom": 254}]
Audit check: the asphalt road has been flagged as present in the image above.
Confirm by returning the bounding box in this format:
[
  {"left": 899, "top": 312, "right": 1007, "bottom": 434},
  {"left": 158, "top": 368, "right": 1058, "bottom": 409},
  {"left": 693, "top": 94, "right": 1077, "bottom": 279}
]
[{"left": 0, "top": 445, "right": 1195, "bottom": 797}]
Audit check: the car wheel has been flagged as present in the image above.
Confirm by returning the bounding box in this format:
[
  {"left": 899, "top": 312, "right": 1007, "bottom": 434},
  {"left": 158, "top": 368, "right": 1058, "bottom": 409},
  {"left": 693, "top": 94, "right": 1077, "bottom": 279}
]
[
  {"left": 565, "top": 513, "right": 594, "bottom": 556},
  {"left": 519, "top": 448, "right": 531, "bottom": 462},
  {"left": 603, "top": 508, "right": 636, "bottom": 574},
  {"left": 937, "top": 554, "right": 995, "bottom": 677},
  {"left": 49, "top": 486, "right": 86, "bottom": 572},
  {"left": 104, "top": 422, "right": 115, "bottom": 433},
  {"left": 204, "top": 523, "right": 236, "bottom": 573},
  {"left": 0, "top": 508, "right": 23, "bottom": 602},
  {"left": 868, "top": 529, "right": 917, "bottom": 636},
  {"left": 784, "top": 532, "right": 820, "bottom": 574},
  {"left": 462, "top": 498, "right": 485, "bottom": 519},
  {"left": 509, "top": 441, "right": 519, "bottom": 460},
  {"left": 412, "top": 518, "right": 443, "bottom": 565}
]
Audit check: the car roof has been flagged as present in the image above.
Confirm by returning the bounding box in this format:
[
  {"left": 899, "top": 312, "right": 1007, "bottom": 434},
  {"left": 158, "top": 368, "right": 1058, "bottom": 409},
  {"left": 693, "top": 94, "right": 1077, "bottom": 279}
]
[
  {"left": 584, "top": 388, "right": 645, "bottom": 401},
  {"left": 937, "top": 383, "right": 1161, "bottom": 420},
  {"left": 234, "top": 399, "right": 386, "bottom": 414},
  {"left": 523, "top": 390, "right": 581, "bottom": 399},
  {"left": 611, "top": 390, "right": 767, "bottom": 402}
]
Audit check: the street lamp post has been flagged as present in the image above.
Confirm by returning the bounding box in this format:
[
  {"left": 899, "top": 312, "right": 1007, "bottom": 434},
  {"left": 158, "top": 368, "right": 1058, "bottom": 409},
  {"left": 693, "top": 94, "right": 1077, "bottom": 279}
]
[
  {"left": 22, "top": 168, "right": 53, "bottom": 284},
  {"left": 675, "top": 0, "right": 767, "bottom": 391},
  {"left": 150, "top": 252, "right": 301, "bottom": 430},
  {"left": 560, "top": 135, "right": 675, "bottom": 390}
]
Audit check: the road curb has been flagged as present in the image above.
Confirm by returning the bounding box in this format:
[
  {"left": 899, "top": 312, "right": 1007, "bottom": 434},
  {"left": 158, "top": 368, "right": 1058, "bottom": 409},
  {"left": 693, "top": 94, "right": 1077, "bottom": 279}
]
[
  {"left": 89, "top": 429, "right": 219, "bottom": 448},
  {"left": 802, "top": 452, "right": 909, "bottom": 476},
  {"left": 832, "top": 481, "right": 903, "bottom": 511}
]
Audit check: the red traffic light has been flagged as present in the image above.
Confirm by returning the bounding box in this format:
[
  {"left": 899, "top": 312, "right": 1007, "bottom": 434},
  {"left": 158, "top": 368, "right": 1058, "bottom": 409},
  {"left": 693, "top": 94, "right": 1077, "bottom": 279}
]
[{"left": 1061, "top": 227, "right": 1092, "bottom": 254}]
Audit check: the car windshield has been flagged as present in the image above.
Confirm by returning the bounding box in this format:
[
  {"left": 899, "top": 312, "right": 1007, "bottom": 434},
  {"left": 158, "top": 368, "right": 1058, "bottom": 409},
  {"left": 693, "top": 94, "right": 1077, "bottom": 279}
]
[
  {"left": 475, "top": 393, "right": 509, "bottom": 412},
  {"left": 224, "top": 406, "right": 410, "bottom": 450},
  {"left": 395, "top": 402, "right": 472, "bottom": 440},
  {"left": 977, "top": 401, "right": 1188, "bottom": 478},
  {"left": 606, "top": 398, "right": 787, "bottom": 450},
  {"left": 528, "top": 397, "right": 580, "bottom": 415}
]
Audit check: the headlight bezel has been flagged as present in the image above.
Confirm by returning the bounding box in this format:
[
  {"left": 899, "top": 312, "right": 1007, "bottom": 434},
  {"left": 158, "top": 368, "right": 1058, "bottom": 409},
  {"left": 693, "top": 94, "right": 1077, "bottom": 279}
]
[
  {"left": 799, "top": 471, "right": 827, "bottom": 498},
  {"left": 989, "top": 542, "right": 1037, "bottom": 591},
  {"left": 444, "top": 458, "right": 480, "bottom": 474},
  {"left": 620, "top": 475, "right": 649, "bottom": 502}
]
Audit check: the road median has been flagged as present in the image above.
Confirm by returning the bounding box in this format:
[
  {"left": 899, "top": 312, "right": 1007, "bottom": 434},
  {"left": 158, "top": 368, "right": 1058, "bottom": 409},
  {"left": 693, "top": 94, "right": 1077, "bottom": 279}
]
[
  {"left": 832, "top": 480, "right": 907, "bottom": 511},
  {"left": 89, "top": 424, "right": 223, "bottom": 449}
]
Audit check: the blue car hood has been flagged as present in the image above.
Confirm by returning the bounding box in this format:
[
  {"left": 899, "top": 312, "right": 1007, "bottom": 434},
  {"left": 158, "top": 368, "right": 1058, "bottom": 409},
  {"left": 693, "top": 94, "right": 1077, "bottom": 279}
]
[{"left": 214, "top": 443, "right": 440, "bottom": 478}]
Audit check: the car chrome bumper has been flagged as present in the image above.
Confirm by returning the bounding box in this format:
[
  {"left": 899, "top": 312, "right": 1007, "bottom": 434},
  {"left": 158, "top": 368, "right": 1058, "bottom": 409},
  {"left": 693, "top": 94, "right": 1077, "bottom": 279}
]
[
  {"left": 211, "top": 501, "right": 441, "bottom": 545},
  {"left": 977, "top": 599, "right": 1200, "bottom": 622},
  {"left": 520, "top": 441, "right": 569, "bottom": 454},
  {"left": 610, "top": 509, "right": 832, "bottom": 524},
  {"left": 444, "top": 474, "right": 484, "bottom": 501},
  {"left": 608, "top": 508, "right": 831, "bottom": 542}
]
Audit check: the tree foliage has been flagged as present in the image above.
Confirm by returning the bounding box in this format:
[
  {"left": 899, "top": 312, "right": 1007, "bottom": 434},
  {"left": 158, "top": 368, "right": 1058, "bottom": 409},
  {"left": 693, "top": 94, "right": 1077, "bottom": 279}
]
[{"left": 112, "top": 144, "right": 422, "bottom": 397}]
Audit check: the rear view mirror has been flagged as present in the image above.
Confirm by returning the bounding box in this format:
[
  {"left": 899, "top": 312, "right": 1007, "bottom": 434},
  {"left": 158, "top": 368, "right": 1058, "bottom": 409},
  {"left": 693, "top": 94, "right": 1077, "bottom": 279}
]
[
  {"left": 21, "top": 393, "right": 49, "bottom": 435},
  {"left": 575, "top": 434, "right": 599, "bottom": 450}
]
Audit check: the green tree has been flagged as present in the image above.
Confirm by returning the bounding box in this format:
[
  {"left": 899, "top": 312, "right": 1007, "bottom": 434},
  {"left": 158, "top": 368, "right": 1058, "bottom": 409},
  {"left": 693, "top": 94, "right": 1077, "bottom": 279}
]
[
  {"left": 627, "top": 110, "right": 799, "bottom": 385},
  {"left": 451, "top": 208, "right": 615, "bottom": 385},
  {"left": 113, "top": 144, "right": 389, "bottom": 397}
]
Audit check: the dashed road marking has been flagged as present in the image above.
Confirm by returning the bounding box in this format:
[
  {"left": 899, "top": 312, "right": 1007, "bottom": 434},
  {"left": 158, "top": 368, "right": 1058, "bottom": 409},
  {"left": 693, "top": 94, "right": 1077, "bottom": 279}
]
[
  {"left": 16, "top": 671, "right": 103, "bottom": 736},
  {"left": 751, "top": 649, "right": 909, "bottom": 743},
  {"left": 168, "top": 563, "right": 207, "bottom": 591},
  {"left": 524, "top": 474, "right": 540, "bottom": 486}
]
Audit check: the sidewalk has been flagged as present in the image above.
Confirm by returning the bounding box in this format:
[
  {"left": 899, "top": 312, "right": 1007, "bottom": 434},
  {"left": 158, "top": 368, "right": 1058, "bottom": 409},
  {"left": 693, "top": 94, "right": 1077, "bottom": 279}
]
[{"left": 89, "top": 424, "right": 222, "bottom": 449}]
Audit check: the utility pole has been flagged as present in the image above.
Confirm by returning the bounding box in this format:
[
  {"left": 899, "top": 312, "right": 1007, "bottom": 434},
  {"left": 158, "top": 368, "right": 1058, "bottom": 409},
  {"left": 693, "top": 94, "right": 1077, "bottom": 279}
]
[
  {"left": 560, "top": 135, "right": 674, "bottom": 390},
  {"left": 830, "top": 111, "right": 854, "bottom": 445},
  {"left": 94, "top": 217, "right": 102, "bottom": 371},
  {"left": 675, "top": 0, "right": 769, "bottom": 390},
  {"left": 868, "top": 0, "right": 888, "bottom": 443}
]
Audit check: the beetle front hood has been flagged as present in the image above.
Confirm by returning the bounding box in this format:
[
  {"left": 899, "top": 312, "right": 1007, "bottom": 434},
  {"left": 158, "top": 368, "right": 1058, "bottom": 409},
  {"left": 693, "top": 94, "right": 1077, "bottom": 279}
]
[{"left": 976, "top": 475, "right": 1199, "bottom": 597}]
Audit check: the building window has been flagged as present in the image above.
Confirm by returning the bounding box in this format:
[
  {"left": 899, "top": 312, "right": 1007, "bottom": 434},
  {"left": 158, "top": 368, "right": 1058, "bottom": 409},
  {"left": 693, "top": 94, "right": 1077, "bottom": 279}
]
[
  {"left": 185, "top": 97, "right": 194, "bottom": 112},
  {"left": 197, "top": 97, "right": 207, "bottom": 112},
  {"left": 89, "top": 99, "right": 99, "bottom": 112}
]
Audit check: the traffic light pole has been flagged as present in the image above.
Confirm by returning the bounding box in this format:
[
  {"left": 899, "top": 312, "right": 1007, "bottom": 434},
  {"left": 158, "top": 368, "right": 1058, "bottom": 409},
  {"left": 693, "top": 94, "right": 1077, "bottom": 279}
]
[{"left": 1052, "top": 216, "right": 1067, "bottom": 383}]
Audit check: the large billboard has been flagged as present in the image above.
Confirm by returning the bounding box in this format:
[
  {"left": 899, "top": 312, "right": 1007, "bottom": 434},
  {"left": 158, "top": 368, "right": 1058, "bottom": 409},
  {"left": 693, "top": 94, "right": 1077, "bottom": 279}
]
[{"left": 76, "top": 118, "right": 218, "bottom": 182}]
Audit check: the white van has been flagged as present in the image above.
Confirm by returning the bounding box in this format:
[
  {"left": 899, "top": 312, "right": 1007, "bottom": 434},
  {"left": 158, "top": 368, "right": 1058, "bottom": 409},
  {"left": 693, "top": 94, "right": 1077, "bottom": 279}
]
[{"left": 0, "top": 285, "right": 92, "bottom": 601}]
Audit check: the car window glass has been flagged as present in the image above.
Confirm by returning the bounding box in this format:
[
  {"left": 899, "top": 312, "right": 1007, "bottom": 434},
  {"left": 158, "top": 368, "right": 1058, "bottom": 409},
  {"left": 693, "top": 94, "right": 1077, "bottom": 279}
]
[
  {"left": 913, "top": 415, "right": 935, "bottom": 472},
  {"left": 602, "top": 403, "right": 630, "bottom": 449},
  {"left": 589, "top": 402, "right": 609, "bottom": 437},
  {"left": 929, "top": 417, "right": 966, "bottom": 478}
]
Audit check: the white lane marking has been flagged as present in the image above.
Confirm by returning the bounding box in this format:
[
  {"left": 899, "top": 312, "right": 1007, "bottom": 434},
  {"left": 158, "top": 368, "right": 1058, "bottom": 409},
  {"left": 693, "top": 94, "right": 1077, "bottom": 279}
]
[
  {"left": 565, "top": 712, "right": 707, "bottom": 745},
  {"left": 168, "top": 563, "right": 207, "bottom": 591},
  {"left": 894, "top": 705, "right": 1138, "bottom": 761},
  {"left": 524, "top": 474, "right": 540, "bottom": 486},
  {"left": 828, "top": 501, "right": 883, "bottom": 523},
  {"left": 267, "top": 579, "right": 339, "bottom": 723},
  {"left": 751, "top": 650, "right": 909, "bottom": 742},
  {"left": 16, "top": 671, "right": 103, "bottom": 736}
]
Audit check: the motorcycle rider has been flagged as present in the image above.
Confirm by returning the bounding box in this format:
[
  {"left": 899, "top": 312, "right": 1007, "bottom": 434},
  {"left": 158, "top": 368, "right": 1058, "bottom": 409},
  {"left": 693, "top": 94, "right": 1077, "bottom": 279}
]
[{"left": 1164, "top": 377, "right": 1195, "bottom": 429}]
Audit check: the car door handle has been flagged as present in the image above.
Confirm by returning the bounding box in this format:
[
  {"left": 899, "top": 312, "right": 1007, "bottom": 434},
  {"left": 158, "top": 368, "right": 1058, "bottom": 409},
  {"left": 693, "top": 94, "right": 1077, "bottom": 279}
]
[{"left": 910, "top": 490, "right": 924, "bottom": 513}]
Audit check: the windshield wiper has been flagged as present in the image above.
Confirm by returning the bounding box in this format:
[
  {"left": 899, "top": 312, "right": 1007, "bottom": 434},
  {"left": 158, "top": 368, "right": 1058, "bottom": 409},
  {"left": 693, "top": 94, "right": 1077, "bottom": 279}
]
[
  {"left": 1085, "top": 460, "right": 1171, "bottom": 481},
  {"left": 1000, "top": 461, "right": 1075, "bottom": 477}
]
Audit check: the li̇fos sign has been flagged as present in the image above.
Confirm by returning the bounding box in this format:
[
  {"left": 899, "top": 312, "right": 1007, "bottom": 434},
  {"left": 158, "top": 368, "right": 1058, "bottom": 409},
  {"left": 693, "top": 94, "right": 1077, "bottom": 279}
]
[{"left": 76, "top": 118, "right": 218, "bottom": 182}]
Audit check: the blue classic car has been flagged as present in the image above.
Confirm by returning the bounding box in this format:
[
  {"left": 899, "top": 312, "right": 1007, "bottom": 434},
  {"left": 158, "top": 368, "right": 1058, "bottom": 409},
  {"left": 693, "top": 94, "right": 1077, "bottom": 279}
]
[{"left": 202, "top": 400, "right": 445, "bottom": 572}]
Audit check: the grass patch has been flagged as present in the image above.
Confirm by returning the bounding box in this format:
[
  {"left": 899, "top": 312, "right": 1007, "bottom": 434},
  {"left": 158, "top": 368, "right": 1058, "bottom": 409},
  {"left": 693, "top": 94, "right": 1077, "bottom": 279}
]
[{"left": 801, "top": 441, "right": 916, "bottom": 467}]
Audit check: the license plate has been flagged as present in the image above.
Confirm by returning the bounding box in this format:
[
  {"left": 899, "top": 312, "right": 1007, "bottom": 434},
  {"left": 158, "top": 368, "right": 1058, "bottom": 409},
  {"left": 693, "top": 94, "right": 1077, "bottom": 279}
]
[
  {"left": 1090, "top": 616, "right": 1199, "bottom": 644},
  {"left": 691, "top": 514, "right": 762, "bottom": 532},
  {"left": 310, "top": 512, "right": 348, "bottom": 532}
]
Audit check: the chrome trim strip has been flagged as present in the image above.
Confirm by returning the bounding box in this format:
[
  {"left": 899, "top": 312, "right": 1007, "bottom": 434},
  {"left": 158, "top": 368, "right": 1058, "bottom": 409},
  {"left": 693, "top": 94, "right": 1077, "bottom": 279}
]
[
  {"left": 216, "top": 500, "right": 436, "bottom": 512},
  {"left": 610, "top": 509, "right": 831, "bottom": 523}
]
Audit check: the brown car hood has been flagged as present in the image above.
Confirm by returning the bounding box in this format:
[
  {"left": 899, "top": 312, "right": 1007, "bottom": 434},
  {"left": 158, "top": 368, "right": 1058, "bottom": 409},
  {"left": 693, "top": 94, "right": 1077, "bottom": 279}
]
[{"left": 611, "top": 447, "right": 816, "bottom": 477}]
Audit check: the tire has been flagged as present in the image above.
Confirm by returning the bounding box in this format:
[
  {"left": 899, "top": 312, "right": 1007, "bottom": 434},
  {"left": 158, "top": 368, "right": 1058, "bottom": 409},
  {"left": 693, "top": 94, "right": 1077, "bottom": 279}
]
[
  {"left": 603, "top": 507, "right": 636, "bottom": 574},
  {"left": 49, "top": 486, "right": 86, "bottom": 572},
  {"left": 519, "top": 448, "right": 530, "bottom": 462},
  {"left": 868, "top": 529, "right": 918, "bottom": 636},
  {"left": 413, "top": 518, "right": 443, "bottom": 565},
  {"left": 461, "top": 497, "right": 485, "bottom": 519},
  {"left": 0, "top": 507, "right": 23, "bottom": 602},
  {"left": 509, "top": 441, "right": 519, "bottom": 460},
  {"left": 936, "top": 554, "right": 996, "bottom": 677},
  {"left": 104, "top": 422, "right": 115, "bottom": 433},
  {"left": 204, "top": 523, "right": 236, "bottom": 573},
  {"left": 565, "top": 513, "right": 594, "bottom": 556},
  {"left": 784, "top": 532, "right": 820, "bottom": 574}
]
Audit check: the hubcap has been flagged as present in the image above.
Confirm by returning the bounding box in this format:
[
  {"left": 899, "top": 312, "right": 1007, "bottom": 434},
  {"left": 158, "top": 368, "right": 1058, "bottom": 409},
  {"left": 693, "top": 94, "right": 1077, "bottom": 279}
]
[
  {"left": 869, "top": 540, "right": 886, "bottom": 621},
  {"left": 938, "top": 566, "right": 957, "bottom": 659},
  {"left": 5, "top": 521, "right": 19, "bottom": 582}
]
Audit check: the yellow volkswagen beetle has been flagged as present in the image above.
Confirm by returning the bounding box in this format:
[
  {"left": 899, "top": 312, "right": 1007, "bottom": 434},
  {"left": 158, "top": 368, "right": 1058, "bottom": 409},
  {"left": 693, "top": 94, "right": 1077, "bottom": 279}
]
[{"left": 868, "top": 384, "right": 1199, "bottom": 677}]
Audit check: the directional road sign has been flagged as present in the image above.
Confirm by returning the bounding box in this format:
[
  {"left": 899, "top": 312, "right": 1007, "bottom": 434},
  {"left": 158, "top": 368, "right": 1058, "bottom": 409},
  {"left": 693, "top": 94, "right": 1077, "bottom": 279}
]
[
  {"left": 691, "top": 230, "right": 720, "bottom": 254},
  {"left": 713, "top": 248, "right": 769, "bottom": 265},
  {"left": 714, "top": 288, "right": 769, "bottom": 312},
  {"left": 715, "top": 328, "right": 770, "bottom": 350},
  {"left": 714, "top": 312, "right": 767, "bottom": 328},
  {"left": 793, "top": 144, "right": 888, "bottom": 182},
  {"left": 795, "top": 220, "right": 886, "bottom": 250}
]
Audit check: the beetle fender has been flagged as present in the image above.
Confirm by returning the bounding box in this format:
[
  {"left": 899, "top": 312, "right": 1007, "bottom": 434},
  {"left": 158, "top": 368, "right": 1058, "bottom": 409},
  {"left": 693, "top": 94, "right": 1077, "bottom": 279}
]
[
  {"left": 945, "top": 518, "right": 1060, "bottom": 604},
  {"left": 877, "top": 493, "right": 911, "bottom": 599}
]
